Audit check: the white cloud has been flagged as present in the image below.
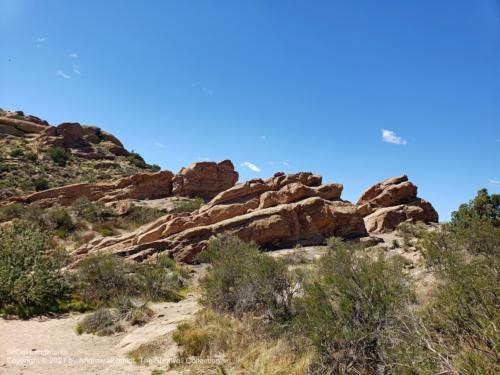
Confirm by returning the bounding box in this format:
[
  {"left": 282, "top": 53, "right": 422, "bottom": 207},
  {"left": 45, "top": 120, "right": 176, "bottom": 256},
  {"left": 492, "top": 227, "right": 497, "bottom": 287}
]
[
  {"left": 152, "top": 142, "right": 164, "bottom": 148},
  {"left": 72, "top": 65, "right": 81, "bottom": 75},
  {"left": 69, "top": 53, "right": 78, "bottom": 58},
  {"left": 240, "top": 161, "right": 261, "bottom": 172},
  {"left": 57, "top": 71, "right": 70, "bottom": 79},
  {"left": 282, "top": 160, "right": 290, "bottom": 167},
  {"left": 381, "top": 129, "right": 407, "bottom": 145},
  {"left": 489, "top": 180, "right": 500, "bottom": 185},
  {"left": 261, "top": 135, "right": 266, "bottom": 140}
]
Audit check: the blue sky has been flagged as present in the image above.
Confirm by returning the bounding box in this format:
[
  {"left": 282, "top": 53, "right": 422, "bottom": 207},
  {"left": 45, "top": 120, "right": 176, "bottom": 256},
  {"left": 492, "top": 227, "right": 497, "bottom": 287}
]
[{"left": 1, "top": 0, "right": 499, "bottom": 220}]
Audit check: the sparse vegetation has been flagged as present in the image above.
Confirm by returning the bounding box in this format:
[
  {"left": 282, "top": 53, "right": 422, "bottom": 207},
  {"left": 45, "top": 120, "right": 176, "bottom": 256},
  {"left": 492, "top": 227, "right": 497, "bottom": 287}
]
[
  {"left": 171, "top": 197, "right": 204, "bottom": 213},
  {"left": 33, "top": 177, "right": 49, "bottom": 191}
]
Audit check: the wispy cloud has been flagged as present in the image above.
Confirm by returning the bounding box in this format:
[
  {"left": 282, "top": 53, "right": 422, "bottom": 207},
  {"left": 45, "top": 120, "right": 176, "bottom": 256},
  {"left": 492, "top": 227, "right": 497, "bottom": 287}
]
[
  {"left": 197, "top": 156, "right": 211, "bottom": 161},
  {"left": 69, "top": 53, "right": 78, "bottom": 58},
  {"left": 152, "top": 142, "right": 164, "bottom": 148},
  {"left": 240, "top": 161, "right": 261, "bottom": 172},
  {"left": 57, "top": 71, "right": 70, "bottom": 79},
  {"left": 489, "top": 180, "right": 500, "bottom": 185},
  {"left": 282, "top": 160, "right": 290, "bottom": 167},
  {"left": 261, "top": 135, "right": 266, "bottom": 140},
  {"left": 36, "top": 37, "right": 46, "bottom": 48},
  {"left": 201, "top": 86, "right": 213, "bottom": 97},
  {"left": 381, "top": 129, "right": 407, "bottom": 145},
  {"left": 72, "top": 64, "right": 81, "bottom": 75}
]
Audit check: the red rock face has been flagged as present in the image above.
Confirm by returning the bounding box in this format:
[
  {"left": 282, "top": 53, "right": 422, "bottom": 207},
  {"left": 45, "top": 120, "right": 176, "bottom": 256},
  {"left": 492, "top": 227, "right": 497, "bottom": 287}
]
[
  {"left": 357, "top": 176, "right": 438, "bottom": 233},
  {"left": 172, "top": 160, "right": 239, "bottom": 200},
  {"left": 74, "top": 172, "right": 366, "bottom": 264}
]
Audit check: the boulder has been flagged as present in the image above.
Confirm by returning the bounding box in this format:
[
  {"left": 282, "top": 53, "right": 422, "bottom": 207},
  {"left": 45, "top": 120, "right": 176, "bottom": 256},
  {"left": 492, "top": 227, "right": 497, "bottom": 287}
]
[
  {"left": 172, "top": 160, "right": 239, "bottom": 200},
  {"left": 363, "top": 198, "right": 439, "bottom": 233},
  {"left": 74, "top": 172, "right": 365, "bottom": 263},
  {"left": 10, "top": 170, "right": 174, "bottom": 206},
  {"left": 357, "top": 176, "right": 438, "bottom": 233}
]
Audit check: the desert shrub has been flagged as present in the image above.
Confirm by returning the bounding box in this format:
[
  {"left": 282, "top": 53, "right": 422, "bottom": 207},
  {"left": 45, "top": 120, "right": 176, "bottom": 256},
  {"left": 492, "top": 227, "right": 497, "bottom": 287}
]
[
  {"left": 173, "top": 321, "right": 211, "bottom": 356},
  {"left": 25, "top": 152, "right": 38, "bottom": 162},
  {"left": 294, "top": 239, "right": 414, "bottom": 373},
  {"left": 199, "top": 234, "right": 297, "bottom": 320},
  {"left": 76, "top": 253, "right": 136, "bottom": 305},
  {"left": 0, "top": 203, "right": 24, "bottom": 221},
  {"left": 150, "top": 164, "right": 161, "bottom": 172},
  {"left": 171, "top": 198, "right": 204, "bottom": 213},
  {"left": 115, "top": 297, "right": 154, "bottom": 326},
  {"left": 33, "top": 177, "right": 49, "bottom": 191},
  {"left": 0, "top": 223, "right": 69, "bottom": 317},
  {"left": 9, "top": 147, "right": 23, "bottom": 157},
  {"left": 47, "top": 146, "right": 71, "bottom": 166},
  {"left": 96, "top": 225, "right": 114, "bottom": 237},
  {"left": 76, "top": 309, "right": 122, "bottom": 336},
  {"left": 126, "top": 152, "right": 147, "bottom": 169},
  {"left": 121, "top": 206, "right": 164, "bottom": 227},
  {"left": 71, "top": 197, "right": 115, "bottom": 223},
  {"left": 135, "top": 255, "right": 184, "bottom": 302},
  {"left": 41, "top": 205, "right": 75, "bottom": 237},
  {"left": 0, "top": 162, "right": 11, "bottom": 174}
]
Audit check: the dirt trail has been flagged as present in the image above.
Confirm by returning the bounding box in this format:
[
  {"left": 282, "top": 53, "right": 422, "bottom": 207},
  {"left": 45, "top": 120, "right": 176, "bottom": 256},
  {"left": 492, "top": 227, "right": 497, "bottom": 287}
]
[{"left": 0, "top": 265, "right": 205, "bottom": 375}]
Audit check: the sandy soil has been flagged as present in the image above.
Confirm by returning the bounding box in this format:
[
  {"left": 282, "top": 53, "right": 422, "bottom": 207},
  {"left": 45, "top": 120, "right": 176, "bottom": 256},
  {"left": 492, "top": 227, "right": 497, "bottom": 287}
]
[{"left": 0, "top": 266, "right": 205, "bottom": 375}]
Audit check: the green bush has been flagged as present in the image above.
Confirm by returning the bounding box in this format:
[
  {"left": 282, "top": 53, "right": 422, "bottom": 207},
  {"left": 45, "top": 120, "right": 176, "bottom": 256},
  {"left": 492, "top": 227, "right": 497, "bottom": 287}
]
[
  {"left": 294, "top": 239, "right": 413, "bottom": 373},
  {"left": 126, "top": 152, "right": 148, "bottom": 169},
  {"left": 47, "top": 146, "right": 71, "bottom": 166},
  {"left": 135, "top": 255, "right": 183, "bottom": 302},
  {"left": 76, "top": 253, "right": 135, "bottom": 305},
  {"left": 0, "top": 223, "right": 69, "bottom": 317},
  {"left": 41, "top": 205, "right": 75, "bottom": 237},
  {"left": 71, "top": 197, "right": 115, "bottom": 223},
  {"left": 200, "top": 234, "right": 296, "bottom": 320},
  {"left": 171, "top": 198, "right": 204, "bottom": 214},
  {"left": 25, "top": 152, "right": 38, "bottom": 162},
  {"left": 33, "top": 177, "right": 49, "bottom": 191},
  {"left": 96, "top": 225, "right": 114, "bottom": 237},
  {"left": 0, "top": 203, "right": 24, "bottom": 221},
  {"left": 451, "top": 188, "right": 499, "bottom": 229},
  {"left": 9, "top": 147, "right": 23, "bottom": 157},
  {"left": 76, "top": 309, "right": 122, "bottom": 336},
  {"left": 121, "top": 206, "right": 164, "bottom": 227}
]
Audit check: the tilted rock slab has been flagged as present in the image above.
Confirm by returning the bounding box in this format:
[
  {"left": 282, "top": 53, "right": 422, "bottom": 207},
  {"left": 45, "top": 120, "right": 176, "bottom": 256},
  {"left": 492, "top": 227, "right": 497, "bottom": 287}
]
[
  {"left": 74, "top": 172, "right": 366, "bottom": 263},
  {"left": 11, "top": 171, "right": 174, "bottom": 206},
  {"left": 357, "top": 175, "right": 438, "bottom": 233}
]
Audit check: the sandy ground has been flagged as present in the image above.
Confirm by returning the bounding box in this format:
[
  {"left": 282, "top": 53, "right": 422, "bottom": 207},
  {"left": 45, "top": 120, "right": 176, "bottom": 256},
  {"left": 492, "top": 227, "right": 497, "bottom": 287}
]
[{"left": 0, "top": 266, "right": 205, "bottom": 375}]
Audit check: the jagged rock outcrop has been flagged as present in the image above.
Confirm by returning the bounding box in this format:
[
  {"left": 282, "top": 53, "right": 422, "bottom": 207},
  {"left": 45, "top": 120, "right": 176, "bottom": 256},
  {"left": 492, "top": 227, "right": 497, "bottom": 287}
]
[
  {"left": 11, "top": 171, "right": 174, "bottom": 206},
  {"left": 357, "top": 175, "right": 438, "bottom": 233},
  {"left": 172, "top": 160, "right": 238, "bottom": 200},
  {"left": 40, "top": 122, "right": 129, "bottom": 156},
  {"left": 74, "top": 172, "right": 366, "bottom": 263},
  {"left": 0, "top": 110, "right": 129, "bottom": 157}
]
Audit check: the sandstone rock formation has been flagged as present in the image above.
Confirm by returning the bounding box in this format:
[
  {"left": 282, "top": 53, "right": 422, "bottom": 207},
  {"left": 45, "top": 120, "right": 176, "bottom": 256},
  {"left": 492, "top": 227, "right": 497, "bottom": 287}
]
[
  {"left": 357, "top": 175, "right": 438, "bottom": 233},
  {"left": 40, "top": 123, "right": 129, "bottom": 156},
  {"left": 74, "top": 172, "right": 366, "bottom": 263},
  {"left": 11, "top": 171, "right": 174, "bottom": 206},
  {"left": 172, "top": 160, "right": 238, "bottom": 200},
  {"left": 0, "top": 110, "right": 129, "bottom": 157}
]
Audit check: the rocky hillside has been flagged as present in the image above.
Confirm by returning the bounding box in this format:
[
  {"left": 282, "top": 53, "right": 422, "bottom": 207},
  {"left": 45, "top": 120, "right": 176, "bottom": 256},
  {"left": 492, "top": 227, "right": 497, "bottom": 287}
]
[{"left": 0, "top": 109, "right": 160, "bottom": 200}]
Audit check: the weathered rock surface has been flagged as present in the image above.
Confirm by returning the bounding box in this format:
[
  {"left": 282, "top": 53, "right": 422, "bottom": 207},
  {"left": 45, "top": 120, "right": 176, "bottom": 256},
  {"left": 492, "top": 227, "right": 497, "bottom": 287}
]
[
  {"left": 357, "top": 176, "right": 438, "bottom": 233},
  {"left": 74, "top": 172, "right": 366, "bottom": 263},
  {"left": 172, "top": 160, "right": 238, "bottom": 200},
  {"left": 11, "top": 171, "right": 174, "bottom": 206},
  {"left": 40, "top": 122, "right": 129, "bottom": 156}
]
